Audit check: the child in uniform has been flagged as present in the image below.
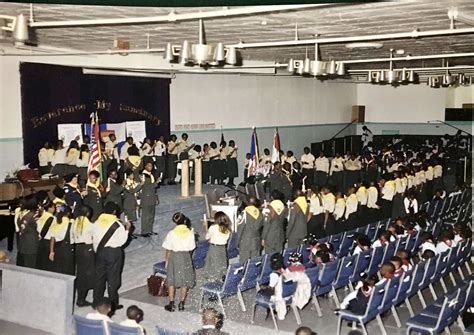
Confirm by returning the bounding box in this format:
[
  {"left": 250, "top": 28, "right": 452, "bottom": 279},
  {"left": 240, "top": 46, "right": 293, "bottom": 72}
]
[{"left": 204, "top": 211, "right": 231, "bottom": 282}]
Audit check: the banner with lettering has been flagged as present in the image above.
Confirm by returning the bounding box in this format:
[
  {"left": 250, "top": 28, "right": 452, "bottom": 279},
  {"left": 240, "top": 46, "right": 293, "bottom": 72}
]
[{"left": 20, "top": 62, "right": 170, "bottom": 167}]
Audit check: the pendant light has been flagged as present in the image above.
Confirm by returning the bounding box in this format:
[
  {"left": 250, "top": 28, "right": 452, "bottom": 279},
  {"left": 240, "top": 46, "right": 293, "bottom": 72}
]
[
  {"left": 13, "top": 13, "right": 29, "bottom": 44},
  {"left": 226, "top": 46, "right": 237, "bottom": 65},
  {"left": 303, "top": 47, "right": 311, "bottom": 74},
  {"left": 178, "top": 40, "right": 191, "bottom": 65},
  {"left": 399, "top": 68, "right": 408, "bottom": 83},
  {"left": 163, "top": 42, "right": 174, "bottom": 61},
  {"left": 328, "top": 60, "right": 337, "bottom": 75},
  {"left": 408, "top": 70, "right": 416, "bottom": 83},
  {"left": 214, "top": 42, "right": 225, "bottom": 62},
  {"left": 287, "top": 58, "right": 295, "bottom": 74},
  {"left": 336, "top": 62, "right": 346, "bottom": 76},
  {"left": 379, "top": 70, "right": 386, "bottom": 83},
  {"left": 457, "top": 73, "right": 465, "bottom": 86},
  {"left": 386, "top": 49, "right": 398, "bottom": 84}
]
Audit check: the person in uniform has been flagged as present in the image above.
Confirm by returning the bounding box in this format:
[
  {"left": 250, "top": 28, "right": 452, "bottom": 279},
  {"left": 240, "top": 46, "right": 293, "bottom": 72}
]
[
  {"left": 63, "top": 173, "right": 85, "bottom": 218},
  {"left": 123, "top": 169, "right": 142, "bottom": 225},
  {"left": 378, "top": 176, "right": 395, "bottom": 219},
  {"left": 83, "top": 170, "right": 104, "bottom": 222},
  {"left": 333, "top": 192, "right": 346, "bottom": 233},
  {"left": 49, "top": 206, "right": 75, "bottom": 275},
  {"left": 104, "top": 170, "right": 124, "bottom": 214},
  {"left": 167, "top": 135, "right": 179, "bottom": 185},
  {"left": 216, "top": 141, "right": 228, "bottom": 185},
  {"left": 139, "top": 137, "right": 154, "bottom": 166},
  {"left": 140, "top": 161, "right": 159, "bottom": 236},
  {"left": 321, "top": 186, "right": 336, "bottom": 236},
  {"left": 118, "top": 145, "right": 142, "bottom": 184},
  {"left": 38, "top": 142, "right": 54, "bottom": 175},
  {"left": 204, "top": 211, "right": 231, "bottom": 282},
  {"left": 300, "top": 147, "right": 315, "bottom": 189},
  {"left": 73, "top": 205, "right": 95, "bottom": 307},
  {"left": 201, "top": 143, "right": 211, "bottom": 184},
  {"left": 344, "top": 154, "right": 362, "bottom": 192},
  {"left": 162, "top": 212, "right": 196, "bottom": 312},
  {"left": 65, "top": 140, "right": 80, "bottom": 176},
  {"left": 226, "top": 140, "right": 238, "bottom": 186},
  {"left": 237, "top": 197, "right": 263, "bottom": 263},
  {"left": 329, "top": 153, "right": 344, "bottom": 192},
  {"left": 92, "top": 202, "right": 131, "bottom": 311},
  {"left": 286, "top": 190, "right": 309, "bottom": 247},
  {"left": 76, "top": 145, "right": 90, "bottom": 188},
  {"left": 262, "top": 190, "right": 287, "bottom": 253},
  {"left": 344, "top": 187, "right": 359, "bottom": 231},
  {"left": 153, "top": 135, "right": 167, "bottom": 182},
  {"left": 51, "top": 140, "right": 67, "bottom": 177},
  {"left": 36, "top": 200, "right": 56, "bottom": 271},
  {"left": 119, "top": 137, "right": 134, "bottom": 166},
  {"left": 208, "top": 142, "right": 220, "bottom": 185},
  {"left": 314, "top": 152, "right": 329, "bottom": 188},
  {"left": 16, "top": 195, "right": 39, "bottom": 268},
  {"left": 366, "top": 181, "right": 380, "bottom": 222}
]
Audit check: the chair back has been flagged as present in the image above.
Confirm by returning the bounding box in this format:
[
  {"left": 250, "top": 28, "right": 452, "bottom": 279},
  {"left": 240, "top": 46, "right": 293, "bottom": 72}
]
[
  {"left": 109, "top": 323, "right": 141, "bottom": 335},
  {"left": 257, "top": 253, "right": 277, "bottom": 286},
  {"left": 405, "top": 230, "right": 421, "bottom": 254},
  {"left": 245, "top": 183, "right": 257, "bottom": 199},
  {"left": 221, "top": 262, "right": 245, "bottom": 296},
  {"left": 192, "top": 240, "right": 209, "bottom": 269},
  {"left": 395, "top": 235, "right": 409, "bottom": 253},
  {"left": 367, "top": 246, "right": 385, "bottom": 276},
  {"left": 255, "top": 182, "right": 266, "bottom": 201},
  {"left": 226, "top": 233, "right": 239, "bottom": 259},
  {"left": 305, "top": 266, "right": 320, "bottom": 292},
  {"left": 236, "top": 185, "right": 249, "bottom": 204},
  {"left": 239, "top": 256, "right": 264, "bottom": 292},
  {"left": 433, "top": 250, "right": 450, "bottom": 280},
  {"left": 433, "top": 296, "right": 457, "bottom": 331},
  {"left": 350, "top": 249, "right": 371, "bottom": 283},
  {"left": 420, "top": 255, "right": 439, "bottom": 288},
  {"left": 407, "top": 261, "right": 425, "bottom": 296},
  {"left": 300, "top": 245, "right": 312, "bottom": 265},
  {"left": 381, "top": 240, "right": 397, "bottom": 264},
  {"left": 365, "top": 222, "right": 379, "bottom": 242},
  {"left": 74, "top": 315, "right": 106, "bottom": 335},
  {"left": 361, "top": 281, "right": 387, "bottom": 319},
  {"left": 328, "top": 232, "right": 344, "bottom": 253},
  {"left": 379, "top": 276, "right": 401, "bottom": 312},
  {"left": 281, "top": 280, "right": 297, "bottom": 299},
  {"left": 337, "top": 231, "right": 357, "bottom": 256},
  {"left": 394, "top": 268, "right": 414, "bottom": 304},
  {"left": 332, "top": 255, "right": 356, "bottom": 289},
  {"left": 156, "top": 326, "right": 188, "bottom": 335},
  {"left": 314, "top": 259, "right": 338, "bottom": 295}
]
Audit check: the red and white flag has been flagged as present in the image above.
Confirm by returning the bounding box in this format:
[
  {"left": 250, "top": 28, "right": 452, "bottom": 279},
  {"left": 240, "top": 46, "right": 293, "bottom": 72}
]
[
  {"left": 271, "top": 127, "right": 281, "bottom": 163},
  {"left": 87, "top": 112, "right": 102, "bottom": 177}
]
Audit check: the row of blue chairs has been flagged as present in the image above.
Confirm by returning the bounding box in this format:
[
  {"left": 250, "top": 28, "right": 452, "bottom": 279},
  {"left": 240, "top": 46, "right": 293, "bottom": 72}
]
[
  {"left": 336, "top": 239, "right": 472, "bottom": 335},
  {"left": 74, "top": 315, "right": 191, "bottom": 335}
]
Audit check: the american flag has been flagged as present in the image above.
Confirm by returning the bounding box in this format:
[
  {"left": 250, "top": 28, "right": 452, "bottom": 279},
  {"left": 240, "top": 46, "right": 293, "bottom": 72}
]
[
  {"left": 87, "top": 112, "right": 102, "bottom": 177},
  {"left": 247, "top": 127, "right": 259, "bottom": 178}
]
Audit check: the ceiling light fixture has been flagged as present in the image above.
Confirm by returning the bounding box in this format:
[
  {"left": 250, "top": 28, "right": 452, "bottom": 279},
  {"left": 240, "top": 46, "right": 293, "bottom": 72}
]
[
  {"left": 13, "top": 13, "right": 29, "bottom": 45},
  {"left": 165, "top": 19, "right": 239, "bottom": 67}
]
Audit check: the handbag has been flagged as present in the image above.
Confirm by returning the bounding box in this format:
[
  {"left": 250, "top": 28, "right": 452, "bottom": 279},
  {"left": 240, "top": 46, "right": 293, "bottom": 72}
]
[{"left": 147, "top": 274, "right": 169, "bottom": 297}]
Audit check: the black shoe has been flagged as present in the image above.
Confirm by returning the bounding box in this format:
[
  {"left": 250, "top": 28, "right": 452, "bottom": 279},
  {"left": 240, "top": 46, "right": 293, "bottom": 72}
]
[
  {"left": 333, "top": 308, "right": 340, "bottom": 315},
  {"left": 208, "top": 296, "right": 218, "bottom": 302},
  {"left": 178, "top": 301, "right": 185, "bottom": 311},
  {"left": 115, "top": 304, "right": 124, "bottom": 311},
  {"left": 165, "top": 301, "right": 175, "bottom": 312},
  {"left": 76, "top": 300, "right": 92, "bottom": 307}
]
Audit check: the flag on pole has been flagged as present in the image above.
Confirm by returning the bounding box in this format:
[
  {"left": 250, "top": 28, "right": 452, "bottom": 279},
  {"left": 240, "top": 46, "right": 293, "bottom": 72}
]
[
  {"left": 220, "top": 126, "right": 225, "bottom": 144},
  {"left": 271, "top": 127, "right": 281, "bottom": 163},
  {"left": 247, "top": 127, "right": 259, "bottom": 177},
  {"left": 88, "top": 112, "right": 103, "bottom": 179}
]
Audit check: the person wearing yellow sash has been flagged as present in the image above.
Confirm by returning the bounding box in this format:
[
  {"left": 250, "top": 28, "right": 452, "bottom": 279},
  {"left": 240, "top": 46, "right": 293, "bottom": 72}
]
[
  {"left": 49, "top": 206, "right": 75, "bottom": 275},
  {"left": 321, "top": 186, "right": 336, "bottom": 236},
  {"left": 83, "top": 170, "right": 104, "bottom": 221},
  {"left": 344, "top": 187, "right": 359, "bottom": 231},
  {"left": 379, "top": 175, "right": 396, "bottom": 219},
  {"left": 287, "top": 190, "right": 308, "bottom": 248},
  {"left": 64, "top": 140, "right": 80, "bottom": 176},
  {"left": 119, "top": 145, "right": 142, "bottom": 183},
  {"left": 123, "top": 169, "right": 142, "bottom": 225},
  {"left": 162, "top": 212, "right": 196, "bottom": 312},
  {"left": 333, "top": 192, "right": 346, "bottom": 233},
  {"left": 204, "top": 211, "right": 231, "bottom": 282},
  {"left": 36, "top": 200, "right": 56, "bottom": 271},
  {"left": 76, "top": 144, "right": 90, "bottom": 188},
  {"left": 237, "top": 197, "right": 263, "bottom": 263},
  {"left": 262, "top": 190, "right": 287, "bottom": 253},
  {"left": 73, "top": 206, "right": 95, "bottom": 307},
  {"left": 64, "top": 173, "right": 85, "bottom": 218}
]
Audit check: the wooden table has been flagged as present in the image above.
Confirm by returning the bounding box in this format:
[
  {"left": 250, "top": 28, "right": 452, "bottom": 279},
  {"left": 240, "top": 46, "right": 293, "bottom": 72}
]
[{"left": 0, "top": 178, "right": 63, "bottom": 202}]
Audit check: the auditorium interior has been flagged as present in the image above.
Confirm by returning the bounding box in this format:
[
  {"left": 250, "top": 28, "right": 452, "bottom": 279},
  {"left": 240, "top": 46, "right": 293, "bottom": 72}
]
[{"left": 0, "top": 1, "right": 472, "bottom": 335}]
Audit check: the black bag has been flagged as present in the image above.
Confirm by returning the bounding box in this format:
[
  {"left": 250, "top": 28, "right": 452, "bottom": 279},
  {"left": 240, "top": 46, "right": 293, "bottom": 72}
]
[{"left": 147, "top": 274, "right": 169, "bottom": 297}]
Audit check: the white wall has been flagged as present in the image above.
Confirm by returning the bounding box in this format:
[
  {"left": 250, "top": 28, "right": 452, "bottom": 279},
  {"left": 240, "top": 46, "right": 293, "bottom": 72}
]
[
  {"left": 446, "top": 86, "right": 474, "bottom": 108},
  {"left": 170, "top": 74, "right": 356, "bottom": 130},
  {"left": 356, "top": 84, "right": 449, "bottom": 123}
]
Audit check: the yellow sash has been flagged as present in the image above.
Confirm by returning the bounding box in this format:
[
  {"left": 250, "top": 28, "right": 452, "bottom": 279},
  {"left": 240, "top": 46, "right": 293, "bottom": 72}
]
[
  {"left": 142, "top": 170, "right": 155, "bottom": 184},
  {"left": 294, "top": 196, "right": 308, "bottom": 214},
  {"left": 96, "top": 213, "right": 118, "bottom": 229},
  {"left": 270, "top": 200, "right": 285, "bottom": 216},
  {"left": 245, "top": 205, "right": 260, "bottom": 220},
  {"left": 67, "top": 148, "right": 78, "bottom": 156},
  {"left": 86, "top": 181, "right": 101, "bottom": 198},
  {"left": 128, "top": 155, "right": 141, "bottom": 168},
  {"left": 38, "top": 211, "right": 55, "bottom": 230},
  {"left": 173, "top": 224, "right": 192, "bottom": 240},
  {"left": 75, "top": 216, "right": 91, "bottom": 233}
]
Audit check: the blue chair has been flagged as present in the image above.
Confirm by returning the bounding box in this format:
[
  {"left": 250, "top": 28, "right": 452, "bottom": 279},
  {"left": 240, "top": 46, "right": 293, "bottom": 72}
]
[
  {"left": 312, "top": 259, "right": 339, "bottom": 317},
  {"left": 329, "top": 232, "right": 344, "bottom": 253},
  {"left": 74, "top": 315, "right": 106, "bottom": 335},
  {"left": 431, "top": 250, "right": 451, "bottom": 295},
  {"left": 153, "top": 240, "right": 209, "bottom": 275},
  {"left": 378, "top": 276, "right": 402, "bottom": 329},
  {"left": 349, "top": 249, "right": 371, "bottom": 284},
  {"left": 300, "top": 245, "right": 312, "bottom": 265},
  {"left": 237, "top": 256, "right": 264, "bottom": 311},
  {"left": 457, "top": 239, "right": 472, "bottom": 278},
  {"left": 365, "top": 222, "right": 379, "bottom": 242},
  {"left": 331, "top": 255, "right": 357, "bottom": 307},
  {"left": 367, "top": 246, "right": 385, "bottom": 276},
  {"left": 381, "top": 240, "right": 397, "bottom": 264},
  {"left": 393, "top": 268, "right": 416, "bottom": 317},
  {"left": 405, "top": 230, "right": 421, "bottom": 254},
  {"left": 109, "top": 323, "right": 141, "bottom": 335},
  {"left": 251, "top": 280, "right": 301, "bottom": 331},
  {"left": 337, "top": 230, "right": 357, "bottom": 257},
  {"left": 446, "top": 244, "right": 461, "bottom": 286},
  {"left": 199, "top": 262, "right": 245, "bottom": 318},
  {"left": 405, "top": 261, "right": 428, "bottom": 308},
  {"left": 257, "top": 253, "right": 277, "bottom": 289},
  {"left": 305, "top": 266, "right": 320, "bottom": 292},
  {"left": 226, "top": 233, "right": 239, "bottom": 259},
  {"left": 406, "top": 296, "right": 456, "bottom": 335},
  {"left": 418, "top": 255, "right": 440, "bottom": 301},
  {"left": 336, "top": 280, "right": 388, "bottom": 335},
  {"left": 155, "top": 326, "right": 188, "bottom": 335}
]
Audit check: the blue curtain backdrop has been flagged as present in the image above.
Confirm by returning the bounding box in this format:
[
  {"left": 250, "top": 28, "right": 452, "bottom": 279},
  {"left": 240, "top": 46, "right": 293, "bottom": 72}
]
[{"left": 19, "top": 62, "right": 170, "bottom": 167}]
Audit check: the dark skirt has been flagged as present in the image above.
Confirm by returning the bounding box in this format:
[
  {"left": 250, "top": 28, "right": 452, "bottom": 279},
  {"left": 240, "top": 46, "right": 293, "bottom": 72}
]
[
  {"left": 308, "top": 214, "right": 325, "bottom": 238},
  {"left": 330, "top": 171, "right": 344, "bottom": 192},
  {"left": 314, "top": 171, "right": 328, "bottom": 188},
  {"left": 167, "top": 154, "right": 178, "bottom": 181},
  {"left": 64, "top": 164, "right": 78, "bottom": 176},
  {"left": 154, "top": 156, "right": 166, "bottom": 177},
  {"left": 324, "top": 215, "right": 337, "bottom": 236},
  {"left": 166, "top": 251, "right": 196, "bottom": 288},
  {"left": 54, "top": 241, "right": 75, "bottom": 275},
  {"left": 204, "top": 245, "right": 228, "bottom": 281},
  {"left": 209, "top": 160, "right": 219, "bottom": 182},
  {"left": 39, "top": 164, "right": 52, "bottom": 176},
  {"left": 51, "top": 164, "right": 66, "bottom": 177},
  {"left": 391, "top": 194, "right": 405, "bottom": 219},
  {"left": 77, "top": 167, "right": 88, "bottom": 188},
  {"left": 226, "top": 158, "right": 238, "bottom": 178},
  {"left": 202, "top": 161, "right": 210, "bottom": 184},
  {"left": 75, "top": 243, "right": 95, "bottom": 291},
  {"left": 36, "top": 239, "right": 53, "bottom": 271}
]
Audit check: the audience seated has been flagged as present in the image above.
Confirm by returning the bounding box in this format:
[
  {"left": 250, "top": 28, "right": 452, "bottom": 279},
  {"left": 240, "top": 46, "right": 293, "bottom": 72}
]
[
  {"left": 193, "top": 308, "right": 228, "bottom": 335},
  {"left": 120, "top": 305, "right": 145, "bottom": 335}
]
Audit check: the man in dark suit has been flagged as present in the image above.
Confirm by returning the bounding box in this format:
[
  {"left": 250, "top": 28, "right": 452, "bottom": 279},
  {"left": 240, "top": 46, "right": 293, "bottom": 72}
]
[
  {"left": 104, "top": 170, "right": 124, "bottom": 214},
  {"left": 83, "top": 170, "right": 104, "bottom": 221},
  {"left": 193, "top": 308, "right": 228, "bottom": 335},
  {"left": 140, "top": 161, "right": 159, "bottom": 235}
]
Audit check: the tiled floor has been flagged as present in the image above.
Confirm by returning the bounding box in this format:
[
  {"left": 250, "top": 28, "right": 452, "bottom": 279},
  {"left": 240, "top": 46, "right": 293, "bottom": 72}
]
[{"left": 0, "top": 320, "right": 52, "bottom": 335}]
